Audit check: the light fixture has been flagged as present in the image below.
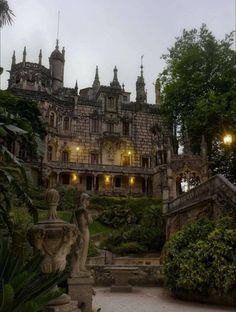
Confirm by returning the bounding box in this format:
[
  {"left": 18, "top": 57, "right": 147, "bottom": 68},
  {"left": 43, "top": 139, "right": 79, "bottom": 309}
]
[
  {"left": 223, "top": 134, "right": 233, "bottom": 146},
  {"left": 129, "top": 177, "right": 135, "bottom": 185},
  {"left": 76, "top": 146, "right": 80, "bottom": 151},
  {"left": 72, "top": 173, "right": 78, "bottom": 182},
  {"left": 128, "top": 151, "right": 131, "bottom": 155},
  {"left": 105, "top": 175, "right": 110, "bottom": 184}
]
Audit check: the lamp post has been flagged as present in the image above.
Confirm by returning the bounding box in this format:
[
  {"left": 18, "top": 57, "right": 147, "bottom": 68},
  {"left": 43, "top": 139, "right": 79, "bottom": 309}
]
[{"left": 223, "top": 134, "right": 233, "bottom": 180}]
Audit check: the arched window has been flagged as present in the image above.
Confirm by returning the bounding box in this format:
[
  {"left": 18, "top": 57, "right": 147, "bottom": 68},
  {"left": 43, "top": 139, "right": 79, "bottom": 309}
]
[
  {"left": 62, "top": 150, "right": 69, "bottom": 162},
  {"left": 47, "top": 146, "right": 53, "bottom": 161},
  {"left": 49, "top": 112, "right": 55, "bottom": 127},
  {"left": 63, "top": 117, "right": 70, "bottom": 131}
]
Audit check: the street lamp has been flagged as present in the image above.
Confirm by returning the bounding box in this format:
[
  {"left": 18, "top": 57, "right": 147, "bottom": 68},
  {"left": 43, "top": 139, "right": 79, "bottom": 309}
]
[
  {"left": 223, "top": 134, "right": 233, "bottom": 180},
  {"left": 223, "top": 134, "right": 232, "bottom": 146}
]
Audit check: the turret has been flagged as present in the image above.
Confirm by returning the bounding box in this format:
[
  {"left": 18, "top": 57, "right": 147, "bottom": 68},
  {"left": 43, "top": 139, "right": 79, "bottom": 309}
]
[
  {"left": 136, "top": 57, "right": 146, "bottom": 103},
  {"left": 74, "top": 80, "right": 78, "bottom": 95},
  {"left": 38, "top": 49, "right": 42, "bottom": 65},
  {"left": 23, "top": 46, "right": 26, "bottom": 66},
  {"left": 110, "top": 66, "right": 121, "bottom": 89},
  {"left": 49, "top": 40, "right": 65, "bottom": 92},
  {"left": 155, "top": 78, "right": 161, "bottom": 106}
]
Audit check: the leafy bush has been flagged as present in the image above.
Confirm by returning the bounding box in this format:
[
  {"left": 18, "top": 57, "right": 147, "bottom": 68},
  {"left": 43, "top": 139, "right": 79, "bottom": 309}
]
[
  {"left": 57, "top": 186, "right": 81, "bottom": 211},
  {"left": 113, "top": 241, "right": 146, "bottom": 255},
  {"left": 100, "top": 199, "right": 165, "bottom": 254},
  {"left": 163, "top": 217, "right": 236, "bottom": 296}
]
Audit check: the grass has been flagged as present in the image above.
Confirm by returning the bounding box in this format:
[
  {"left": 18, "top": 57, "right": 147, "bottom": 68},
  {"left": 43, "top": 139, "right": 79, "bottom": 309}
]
[{"left": 12, "top": 207, "right": 111, "bottom": 237}]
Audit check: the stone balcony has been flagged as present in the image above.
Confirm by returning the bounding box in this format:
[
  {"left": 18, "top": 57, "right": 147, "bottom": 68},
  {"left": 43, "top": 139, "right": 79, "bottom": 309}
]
[{"left": 46, "top": 161, "right": 153, "bottom": 176}]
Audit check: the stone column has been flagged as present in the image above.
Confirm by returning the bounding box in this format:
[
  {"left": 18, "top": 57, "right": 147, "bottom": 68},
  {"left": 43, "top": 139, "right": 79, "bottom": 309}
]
[{"left": 68, "top": 275, "right": 94, "bottom": 312}]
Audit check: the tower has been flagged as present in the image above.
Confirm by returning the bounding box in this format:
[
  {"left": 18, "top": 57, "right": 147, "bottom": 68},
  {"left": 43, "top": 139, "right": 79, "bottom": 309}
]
[
  {"left": 49, "top": 40, "right": 65, "bottom": 92},
  {"left": 136, "top": 56, "right": 146, "bottom": 103}
]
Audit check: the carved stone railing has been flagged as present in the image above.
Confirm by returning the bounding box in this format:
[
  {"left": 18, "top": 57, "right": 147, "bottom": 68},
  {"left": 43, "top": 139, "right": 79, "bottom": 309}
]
[
  {"left": 46, "top": 161, "right": 153, "bottom": 175},
  {"left": 166, "top": 174, "right": 236, "bottom": 215}
]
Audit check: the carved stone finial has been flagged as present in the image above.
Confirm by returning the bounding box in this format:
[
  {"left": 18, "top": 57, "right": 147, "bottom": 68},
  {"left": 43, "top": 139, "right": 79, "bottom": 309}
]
[{"left": 46, "top": 188, "right": 59, "bottom": 220}]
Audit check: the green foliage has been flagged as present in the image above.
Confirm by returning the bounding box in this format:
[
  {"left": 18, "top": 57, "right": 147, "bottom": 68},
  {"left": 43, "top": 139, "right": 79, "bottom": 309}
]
[
  {"left": 160, "top": 24, "right": 236, "bottom": 180},
  {"left": 163, "top": 217, "right": 236, "bottom": 296},
  {"left": 57, "top": 186, "right": 81, "bottom": 211},
  {"left": 0, "top": 147, "right": 38, "bottom": 235},
  {"left": 98, "top": 197, "right": 165, "bottom": 255},
  {"left": 0, "top": 239, "right": 66, "bottom": 312},
  {"left": 112, "top": 241, "right": 146, "bottom": 255}
]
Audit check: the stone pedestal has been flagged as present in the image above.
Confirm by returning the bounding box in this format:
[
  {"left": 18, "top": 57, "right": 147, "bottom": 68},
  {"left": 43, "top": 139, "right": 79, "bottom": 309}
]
[
  {"left": 45, "top": 294, "right": 81, "bottom": 312},
  {"left": 106, "top": 266, "right": 137, "bottom": 293},
  {"left": 68, "top": 273, "right": 94, "bottom": 312}
]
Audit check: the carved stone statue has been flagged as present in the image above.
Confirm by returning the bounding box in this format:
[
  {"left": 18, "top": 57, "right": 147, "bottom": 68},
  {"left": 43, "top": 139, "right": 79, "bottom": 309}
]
[{"left": 70, "top": 193, "right": 92, "bottom": 277}]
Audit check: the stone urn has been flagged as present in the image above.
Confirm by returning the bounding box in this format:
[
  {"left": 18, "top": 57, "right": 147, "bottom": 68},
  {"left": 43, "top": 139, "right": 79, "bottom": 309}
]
[{"left": 28, "top": 188, "right": 79, "bottom": 273}]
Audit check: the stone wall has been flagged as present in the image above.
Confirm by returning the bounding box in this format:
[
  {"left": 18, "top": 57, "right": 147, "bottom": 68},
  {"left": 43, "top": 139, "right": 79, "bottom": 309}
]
[{"left": 88, "top": 265, "right": 163, "bottom": 287}]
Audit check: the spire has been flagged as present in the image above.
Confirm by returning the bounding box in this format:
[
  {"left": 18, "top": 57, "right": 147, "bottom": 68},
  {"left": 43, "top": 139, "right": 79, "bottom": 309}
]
[
  {"left": 122, "top": 83, "right": 125, "bottom": 91},
  {"left": 92, "top": 66, "right": 100, "bottom": 89},
  {"left": 38, "top": 49, "right": 42, "bottom": 65},
  {"left": 62, "top": 46, "right": 65, "bottom": 57},
  {"left": 75, "top": 80, "right": 78, "bottom": 94},
  {"left": 56, "top": 39, "right": 59, "bottom": 49},
  {"left": 136, "top": 56, "right": 146, "bottom": 103},
  {"left": 141, "top": 55, "right": 144, "bottom": 77},
  {"left": 23, "top": 46, "right": 26, "bottom": 65},
  {"left": 11, "top": 50, "right": 16, "bottom": 66},
  {"left": 110, "top": 66, "right": 121, "bottom": 89}
]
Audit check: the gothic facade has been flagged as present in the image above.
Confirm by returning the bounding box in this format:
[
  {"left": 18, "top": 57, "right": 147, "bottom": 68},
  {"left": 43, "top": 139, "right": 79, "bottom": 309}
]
[{"left": 7, "top": 43, "right": 208, "bottom": 201}]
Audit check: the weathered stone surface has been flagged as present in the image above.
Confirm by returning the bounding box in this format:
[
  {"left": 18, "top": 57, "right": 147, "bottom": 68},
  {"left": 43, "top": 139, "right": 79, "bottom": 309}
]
[
  {"left": 68, "top": 276, "right": 94, "bottom": 312},
  {"left": 89, "top": 265, "right": 162, "bottom": 287}
]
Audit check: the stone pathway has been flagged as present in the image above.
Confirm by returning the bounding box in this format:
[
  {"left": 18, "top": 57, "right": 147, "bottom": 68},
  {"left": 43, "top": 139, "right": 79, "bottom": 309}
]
[{"left": 93, "top": 287, "right": 235, "bottom": 312}]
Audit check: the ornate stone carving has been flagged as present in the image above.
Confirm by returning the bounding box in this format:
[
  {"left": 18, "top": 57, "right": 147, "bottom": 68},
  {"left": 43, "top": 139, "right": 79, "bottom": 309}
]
[{"left": 28, "top": 189, "right": 78, "bottom": 273}]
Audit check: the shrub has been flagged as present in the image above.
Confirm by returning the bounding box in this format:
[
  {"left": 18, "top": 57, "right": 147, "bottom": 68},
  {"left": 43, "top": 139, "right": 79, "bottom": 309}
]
[
  {"left": 57, "top": 186, "right": 81, "bottom": 211},
  {"left": 112, "top": 241, "right": 146, "bottom": 255},
  {"left": 163, "top": 217, "right": 236, "bottom": 296}
]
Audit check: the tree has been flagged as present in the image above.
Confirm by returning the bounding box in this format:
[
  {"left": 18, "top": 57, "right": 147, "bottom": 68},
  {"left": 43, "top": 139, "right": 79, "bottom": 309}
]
[
  {"left": 159, "top": 25, "right": 236, "bottom": 179},
  {"left": 0, "top": 0, "right": 14, "bottom": 28},
  {"left": 0, "top": 91, "right": 46, "bottom": 235}
]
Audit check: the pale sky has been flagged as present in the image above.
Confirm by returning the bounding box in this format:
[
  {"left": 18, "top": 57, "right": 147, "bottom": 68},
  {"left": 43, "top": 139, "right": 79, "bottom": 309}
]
[{"left": 1, "top": 0, "right": 235, "bottom": 103}]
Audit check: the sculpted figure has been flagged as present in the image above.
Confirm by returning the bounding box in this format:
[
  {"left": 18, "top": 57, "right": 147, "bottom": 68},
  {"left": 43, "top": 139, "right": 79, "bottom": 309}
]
[{"left": 71, "top": 193, "right": 92, "bottom": 277}]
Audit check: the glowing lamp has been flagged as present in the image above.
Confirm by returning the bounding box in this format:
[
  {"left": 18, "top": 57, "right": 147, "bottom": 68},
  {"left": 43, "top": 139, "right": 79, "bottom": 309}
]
[{"left": 223, "top": 134, "right": 232, "bottom": 146}]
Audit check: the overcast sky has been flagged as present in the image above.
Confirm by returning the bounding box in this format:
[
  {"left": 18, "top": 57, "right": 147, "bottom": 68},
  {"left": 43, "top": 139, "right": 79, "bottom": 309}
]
[{"left": 1, "top": 0, "right": 235, "bottom": 103}]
